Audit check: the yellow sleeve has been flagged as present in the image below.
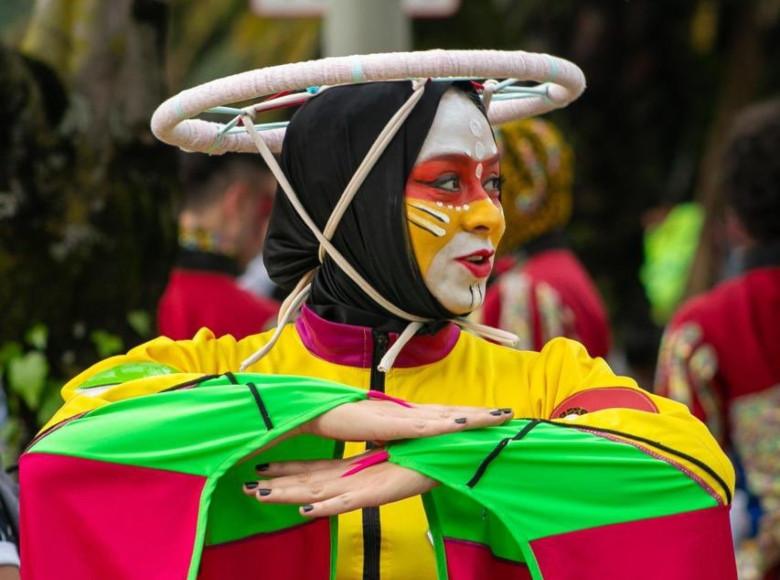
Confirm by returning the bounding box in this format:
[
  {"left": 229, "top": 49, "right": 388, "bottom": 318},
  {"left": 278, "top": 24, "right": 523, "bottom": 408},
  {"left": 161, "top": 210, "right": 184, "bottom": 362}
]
[
  {"left": 522, "top": 337, "right": 734, "bottom": 504},
  {"left": 522, "top": 337, "right": 640, "bottom": 419},
  {"left": 45, "top": 328, "right": 272, "bottom": 432}
]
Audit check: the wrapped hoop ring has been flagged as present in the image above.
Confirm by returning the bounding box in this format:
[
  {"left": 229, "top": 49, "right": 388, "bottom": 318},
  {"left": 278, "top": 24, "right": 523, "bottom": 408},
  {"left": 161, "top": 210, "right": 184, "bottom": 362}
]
[{"left": 151, "top": 49, "right": 586, "bottom": 155}]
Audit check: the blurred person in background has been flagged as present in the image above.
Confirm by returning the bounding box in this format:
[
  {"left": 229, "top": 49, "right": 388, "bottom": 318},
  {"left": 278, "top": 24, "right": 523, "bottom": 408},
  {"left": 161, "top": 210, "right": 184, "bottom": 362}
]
[
  {"left": 0, "top": 454, "right": 19, "bottom": 580},
  {"left": 478, "top": 119, "right": 611, "bottom": 359},
  {"left": 655, "top": 99, "right": 780, "bottom": 579},
  {"left": 157, "top": 154, "right": 279, "bottom": 340}
]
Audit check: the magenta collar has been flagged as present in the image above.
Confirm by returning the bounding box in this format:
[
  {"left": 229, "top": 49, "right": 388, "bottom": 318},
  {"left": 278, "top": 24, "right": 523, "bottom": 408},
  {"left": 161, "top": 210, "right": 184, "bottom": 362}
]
[{"left": 295, "top": 305, "right": 460, "bottom": 368}]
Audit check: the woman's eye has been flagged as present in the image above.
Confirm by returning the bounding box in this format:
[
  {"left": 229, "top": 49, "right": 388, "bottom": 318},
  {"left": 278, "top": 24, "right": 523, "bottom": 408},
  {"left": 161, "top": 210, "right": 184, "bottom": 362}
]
[
  {"left": 431, "top": 175, "right": 460, "bottom": 192},
  {"left": 484, "top": 176, "right": 502, "bottom": 194}
]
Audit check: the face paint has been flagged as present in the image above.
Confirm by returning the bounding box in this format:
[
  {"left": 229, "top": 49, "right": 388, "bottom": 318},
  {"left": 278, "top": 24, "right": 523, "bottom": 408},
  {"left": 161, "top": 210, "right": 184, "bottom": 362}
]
[{"left": 405, "top": 90, "right": 506, "bottom": 315}]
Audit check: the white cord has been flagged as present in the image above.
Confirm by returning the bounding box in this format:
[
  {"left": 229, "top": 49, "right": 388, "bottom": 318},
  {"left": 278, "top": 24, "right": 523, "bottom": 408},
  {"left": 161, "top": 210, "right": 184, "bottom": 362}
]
[
  {"left": 238, "top": 79, "right": 518, "bottom": 373},
  {"left": 319, "top": 78, "right": 427, "bottom": 262},
  {"left": 377, "top": 321, "right": 424, "bottom": 372},
  {"left": 239, "top": 283, "right": 312, "bottom": 371},
  {"left": 482, "top": 79, "right": 499, "bottom": 112}
]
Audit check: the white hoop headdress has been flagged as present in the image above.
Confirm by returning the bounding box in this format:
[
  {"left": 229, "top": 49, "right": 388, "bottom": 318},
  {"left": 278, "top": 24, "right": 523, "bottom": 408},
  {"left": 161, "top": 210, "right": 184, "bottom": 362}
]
[{"left": 150, "top": 50, "right": 586, "bottom": 371}]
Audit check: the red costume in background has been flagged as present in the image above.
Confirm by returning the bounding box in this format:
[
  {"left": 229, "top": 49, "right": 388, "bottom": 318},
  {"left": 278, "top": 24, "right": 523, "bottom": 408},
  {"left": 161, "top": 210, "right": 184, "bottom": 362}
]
[
  {"left": 656, "top": 248, "right": 780, "bottom": 577},
  {"left": 158, "top": 250, "right": 278, "bottom": 340},
  {"left": 482, "top": 241, "right": 611, "bottom": 358},
  {"left": 479, "top": 119, "right": 610, "bottom": 358},
  {"left": 655, "top": 253, "right": 780, "bottom": 446}
]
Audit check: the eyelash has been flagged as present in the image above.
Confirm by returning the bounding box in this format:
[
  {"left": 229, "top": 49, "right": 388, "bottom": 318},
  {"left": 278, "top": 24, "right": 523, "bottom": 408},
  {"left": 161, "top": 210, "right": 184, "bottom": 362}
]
[
  {"left": 431, "top": 175, "right": 460, "bottom": 192},
  {"left": 485, "top": 176, "right": 503, "bottom": 192},
  {"left": 423, "top": 174, "right": 502, "bottom": 194}
]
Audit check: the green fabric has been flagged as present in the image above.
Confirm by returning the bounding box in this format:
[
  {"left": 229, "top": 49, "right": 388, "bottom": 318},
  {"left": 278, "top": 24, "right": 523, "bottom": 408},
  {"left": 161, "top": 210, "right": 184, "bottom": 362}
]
[
  {"left": 30, "top": 373, "right": 363, "bottom": 476},
  {"left": 205, "top": 435, "right": 342, "bottom": 545},
  {"left": 640, "top": 202, "right": 704, "bottom": 324},
  {"left": 389, "top": 419, "right": 718, "bottom": 577},
  {"left": 29, "top": 372, "right": 366, "bottom": 580},
  {"left": 77, "top": 361, "right": 179, "bottom": 388}
]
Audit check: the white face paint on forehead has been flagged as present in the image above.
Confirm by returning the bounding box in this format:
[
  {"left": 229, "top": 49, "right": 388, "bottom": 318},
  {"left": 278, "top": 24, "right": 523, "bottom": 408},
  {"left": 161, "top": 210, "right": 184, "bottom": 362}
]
[{"left": 416, "top": 90, "right": 498, "bottom": 163}]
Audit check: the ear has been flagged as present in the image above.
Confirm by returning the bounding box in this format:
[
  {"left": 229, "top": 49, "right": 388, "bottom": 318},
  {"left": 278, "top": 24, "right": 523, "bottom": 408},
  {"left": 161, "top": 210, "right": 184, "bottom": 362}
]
[
  {"left": 725, "top": 209, "right": 753, "bottom": 247},
  {"left": 221, "top": 182, "right": 249, "bottom": 216}
]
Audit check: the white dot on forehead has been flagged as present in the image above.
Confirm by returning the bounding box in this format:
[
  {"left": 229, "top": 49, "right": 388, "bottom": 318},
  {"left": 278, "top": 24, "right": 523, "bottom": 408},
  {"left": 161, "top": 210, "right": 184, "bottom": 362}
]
[
  {"left": 474, "top": 141, "right": 486, "bottom": 159},
  {"left": 475, "top": 163, "right": 484, "bottom": 179},
  {"left": 415, "top": 89, "right": 497, "bottom": 162},
  {"left": 469, "top": 118, "right": 483, "bottom": 137}
]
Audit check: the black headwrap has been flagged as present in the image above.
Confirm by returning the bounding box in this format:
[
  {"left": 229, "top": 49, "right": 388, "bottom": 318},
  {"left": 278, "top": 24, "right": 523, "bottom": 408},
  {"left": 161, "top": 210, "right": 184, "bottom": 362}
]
[{"left": 264, "top": 81, "right": 479, "bottom": 330}]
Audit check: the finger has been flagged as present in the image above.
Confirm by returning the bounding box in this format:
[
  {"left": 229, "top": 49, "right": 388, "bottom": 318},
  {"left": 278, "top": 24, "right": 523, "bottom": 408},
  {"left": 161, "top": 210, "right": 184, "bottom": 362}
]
[
  {"left": 243, "top": 464, "right": 347, "bottom": 499},
  {"left": 355, "top": 399, "right": 511, "bottom": 421},
  {"left": 417, "top": 403, "right": 515, "bottom": 419},
  {"left": 257, "top": 461, "right": 351, "bottom": 489},
  {"left": 254, "top": 456, "right": 357, "bottom": 478},
  {"left": 358, "top": 400, "right": 514, "bottom": 425},
  {"left": 299, "top": 465, "right": 435, "bottom": 518},
  {"left": 254, "top": 474, "right": 349, "bottom": 505},
  {"left": 395, "top": 405, "right": 513, "bottom": 424},
  {"left": 248, "top": 450, "right": 388, "bottom": 504},
  {"left": 365, "top": 409, "right": 510, "bottom": 440}
]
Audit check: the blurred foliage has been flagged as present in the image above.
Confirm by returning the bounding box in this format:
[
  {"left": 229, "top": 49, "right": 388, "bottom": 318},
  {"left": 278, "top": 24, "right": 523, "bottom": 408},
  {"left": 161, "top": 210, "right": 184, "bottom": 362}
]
[
  {"left": 168, "top": 0, "right": 319, "bottom": 90},
  {"left": 0, "top": 316, "right": 151, "bottom": 464},
  {"left": 0, "top": 0, "right": 177, "bottom": 453}
]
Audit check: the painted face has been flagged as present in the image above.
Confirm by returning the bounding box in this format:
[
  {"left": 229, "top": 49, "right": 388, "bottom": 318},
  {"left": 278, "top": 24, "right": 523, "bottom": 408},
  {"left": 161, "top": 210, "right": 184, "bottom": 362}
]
[{"left": 405, "top": 90, "right": 505, "bottom": 315}]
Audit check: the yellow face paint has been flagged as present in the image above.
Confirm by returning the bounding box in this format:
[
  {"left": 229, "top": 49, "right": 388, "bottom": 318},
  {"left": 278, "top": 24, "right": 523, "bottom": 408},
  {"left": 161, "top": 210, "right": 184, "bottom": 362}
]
[{"left": 404, "top": 91, "right": 506, "bottom": 314}]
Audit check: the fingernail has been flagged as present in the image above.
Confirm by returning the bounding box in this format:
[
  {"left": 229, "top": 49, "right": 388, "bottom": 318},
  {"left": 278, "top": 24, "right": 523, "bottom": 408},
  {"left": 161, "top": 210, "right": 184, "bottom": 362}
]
[
  {"left": 258, "top": 488, "right": 271, "bottom": 497},
  {"left": 490, "top": 410, "right": 503, "bottom": 416},
  {"left": 302, "top": 504, "right": 314, "bottom": 513},
  {"left": 454, "top": 417, "right": 467, "bottom": 424},
  {"left": 256, "top": 463, "right": 270, "bottom": 471},
  {"left": 244, "top": 482, "right": 258, "bottom": 490},
  {"left": 500, "top": 408, "right": 513, "bottom": 414}
]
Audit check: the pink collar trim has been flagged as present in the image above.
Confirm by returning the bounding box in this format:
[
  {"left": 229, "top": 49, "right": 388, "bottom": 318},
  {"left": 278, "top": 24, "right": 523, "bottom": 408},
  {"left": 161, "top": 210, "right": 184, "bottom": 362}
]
[{"left": 295, "top": 305, "right": 460, "bottom": 368}]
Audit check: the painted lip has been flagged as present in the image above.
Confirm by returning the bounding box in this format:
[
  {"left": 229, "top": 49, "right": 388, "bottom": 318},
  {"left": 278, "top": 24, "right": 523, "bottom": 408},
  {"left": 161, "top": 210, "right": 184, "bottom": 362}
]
[{"left": 455, "top": 249, "right": 495, "bottom": 278}]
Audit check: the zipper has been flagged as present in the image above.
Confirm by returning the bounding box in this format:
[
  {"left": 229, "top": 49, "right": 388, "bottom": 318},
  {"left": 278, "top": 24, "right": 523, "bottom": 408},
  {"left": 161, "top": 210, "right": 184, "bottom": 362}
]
[{"left": 363, "top": 330, "right": 388, "bottom": 580}]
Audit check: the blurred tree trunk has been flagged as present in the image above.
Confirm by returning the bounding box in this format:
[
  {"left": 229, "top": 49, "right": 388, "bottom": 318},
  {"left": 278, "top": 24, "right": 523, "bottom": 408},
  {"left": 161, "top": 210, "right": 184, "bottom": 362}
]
[
  {"left": 685, "top": 1, "right": 769, "bottom": 296},
  {"left": 0, "top": 0, "right": 178, "bottom": 444}
]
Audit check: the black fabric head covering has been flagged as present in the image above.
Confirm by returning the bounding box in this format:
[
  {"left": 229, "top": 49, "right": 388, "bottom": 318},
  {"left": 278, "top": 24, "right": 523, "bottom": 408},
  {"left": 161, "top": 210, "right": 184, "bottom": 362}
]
[{"left": 264, "top": 81, "right": 482, "bottom": 329}]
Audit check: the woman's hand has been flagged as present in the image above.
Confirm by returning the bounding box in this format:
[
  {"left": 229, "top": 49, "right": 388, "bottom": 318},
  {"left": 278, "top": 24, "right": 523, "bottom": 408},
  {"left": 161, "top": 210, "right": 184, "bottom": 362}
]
[
  {"left": 242, "top": 398, "right": 513, "bottom": 515},
  {"left": 298, "top": 398, "right": 513, "bottom": 442},
  {"left": 245, "top": 453, "right": 435, "bottom": 517}
]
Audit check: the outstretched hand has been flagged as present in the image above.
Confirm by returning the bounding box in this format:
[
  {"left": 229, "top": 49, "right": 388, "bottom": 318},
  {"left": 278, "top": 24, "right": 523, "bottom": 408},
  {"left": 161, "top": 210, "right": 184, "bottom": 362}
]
[
  {"left": 243, "top": 397, "right": 513, "bottom": 516},
  {"left": 299, "top": 397, "right": 513, "bottom": 442},
  {"left": 245, "top": 453, "right": 434, "bottom": 517}
]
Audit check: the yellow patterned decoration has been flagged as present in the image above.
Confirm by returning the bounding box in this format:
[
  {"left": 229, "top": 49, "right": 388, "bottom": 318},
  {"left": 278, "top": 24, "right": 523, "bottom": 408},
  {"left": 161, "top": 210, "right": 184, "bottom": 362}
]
[
  {"left": 657, "top": 322, "right": 723, "bottom": 441},
  {"left": 732, "top": 385, "right": 780, "bottom": 577},
  {"left": 496, "top": 118, "right": 573, "bottom": 254}
]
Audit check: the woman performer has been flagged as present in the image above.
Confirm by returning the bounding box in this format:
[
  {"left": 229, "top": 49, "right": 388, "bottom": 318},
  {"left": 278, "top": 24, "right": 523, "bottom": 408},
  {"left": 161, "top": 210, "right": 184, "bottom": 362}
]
[
  {"left": 21, "top": 80, "right": 735, "bottom": 579},
  {"left": 479, "top": 119, "right": 611, "bottom": 358}
]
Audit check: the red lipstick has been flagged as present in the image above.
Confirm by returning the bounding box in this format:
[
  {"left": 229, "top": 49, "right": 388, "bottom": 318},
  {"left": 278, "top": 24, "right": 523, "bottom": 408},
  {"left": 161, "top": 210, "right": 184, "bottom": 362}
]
[{"left": 455, "top": 249, "right": 494, "bottom": 278}]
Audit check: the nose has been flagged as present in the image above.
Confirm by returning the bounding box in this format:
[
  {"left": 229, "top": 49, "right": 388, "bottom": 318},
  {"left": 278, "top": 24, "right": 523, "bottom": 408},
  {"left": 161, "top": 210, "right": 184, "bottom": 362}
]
[{"left": 461, "top": 200, "right": 505, "bottom": 238}]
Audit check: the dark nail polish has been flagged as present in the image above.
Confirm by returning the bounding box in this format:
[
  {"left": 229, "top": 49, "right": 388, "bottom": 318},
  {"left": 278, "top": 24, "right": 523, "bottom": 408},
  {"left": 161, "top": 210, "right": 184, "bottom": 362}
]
[
  {"left": 500, "top": 408, "right": 513, "bottom": 414},
  {"left": 244, "top": 482, "right": 258, "bottom": 490},
  {"left": 258, "top": 488, "right": 271, "bottom": 497},
  {"left": 302, "top": 504, "right": 314, "bottom": 513},
  {"left": 490, "top": 410, "right": 503, "bottom": 416},
  {"left": 454, "top": 417, "right": 467, "bottom": 424},
  {"left": 256, "top": 463, "right": 270, "bottom": 471}
]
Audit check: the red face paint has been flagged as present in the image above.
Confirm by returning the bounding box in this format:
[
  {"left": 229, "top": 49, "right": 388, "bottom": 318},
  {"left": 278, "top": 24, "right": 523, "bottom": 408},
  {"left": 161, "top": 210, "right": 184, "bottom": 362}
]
[{"left": 405, "top": 154, "right": 501, "bottom": 207}]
